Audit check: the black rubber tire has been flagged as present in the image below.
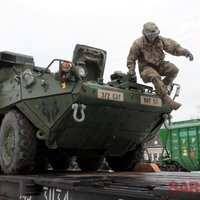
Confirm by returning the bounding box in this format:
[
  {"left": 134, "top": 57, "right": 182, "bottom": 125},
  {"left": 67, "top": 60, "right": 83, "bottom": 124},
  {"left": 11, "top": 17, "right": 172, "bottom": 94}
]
[
  {"left": 77, "top": 156, "right": 104, "bottom": 171},
  {"left": 107, "top": 145, "right": 144, "bottom": 172},
  {"left": 0, "top": 109, "right": 37, "bottom": 174}
]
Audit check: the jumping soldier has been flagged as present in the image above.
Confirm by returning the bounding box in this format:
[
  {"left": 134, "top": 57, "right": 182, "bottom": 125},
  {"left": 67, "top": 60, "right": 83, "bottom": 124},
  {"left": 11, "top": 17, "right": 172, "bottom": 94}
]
[{"left": 127, "top": 22, "right": 194, "bottom": 110}]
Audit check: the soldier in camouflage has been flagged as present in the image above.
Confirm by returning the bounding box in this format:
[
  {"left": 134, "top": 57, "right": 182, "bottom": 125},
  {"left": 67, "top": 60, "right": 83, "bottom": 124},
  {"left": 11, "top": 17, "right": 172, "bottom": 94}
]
[{"left": 127, "top": 22, "right": 194, "bottom": 110}]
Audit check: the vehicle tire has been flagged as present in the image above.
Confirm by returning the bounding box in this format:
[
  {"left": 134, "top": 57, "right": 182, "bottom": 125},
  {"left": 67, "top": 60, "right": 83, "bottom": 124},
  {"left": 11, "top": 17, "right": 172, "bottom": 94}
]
[
  {"left": 107, "top": 145, "right": 144, "bottom": 171},
  {"left": 77, "top": 156, "right": 104, "bottom": 171},
  {"left": 0, "top": 109, "right": 37, "bottom": 174}
]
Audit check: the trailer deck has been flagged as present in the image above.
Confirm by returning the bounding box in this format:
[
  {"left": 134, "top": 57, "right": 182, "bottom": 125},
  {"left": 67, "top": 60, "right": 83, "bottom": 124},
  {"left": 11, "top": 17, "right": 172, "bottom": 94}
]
[{"left": 0, "top": 171, "right": 200, "bottom": 200}]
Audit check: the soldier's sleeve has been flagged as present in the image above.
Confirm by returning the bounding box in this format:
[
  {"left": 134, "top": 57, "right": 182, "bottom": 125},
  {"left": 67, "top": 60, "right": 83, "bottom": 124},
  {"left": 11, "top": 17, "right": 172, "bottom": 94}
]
[
  {"left": 161, "top": 37, "right": 187, "bottom": 56},
  {"left": 127, "top": 40, "right": 140, "bottom": 70}
]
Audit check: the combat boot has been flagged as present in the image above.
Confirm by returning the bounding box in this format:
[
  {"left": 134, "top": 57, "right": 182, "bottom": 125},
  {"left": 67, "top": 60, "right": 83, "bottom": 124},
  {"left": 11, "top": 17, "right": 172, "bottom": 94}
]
[{"left": 163, "top": 95, "right": 182, "bottom": 110}]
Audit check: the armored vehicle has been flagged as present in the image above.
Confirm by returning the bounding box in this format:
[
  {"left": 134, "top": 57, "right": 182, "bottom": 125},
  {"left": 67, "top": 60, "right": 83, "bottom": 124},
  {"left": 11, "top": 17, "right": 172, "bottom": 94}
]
[{"left": 0, "top": 44, "right": 177, "bottom": 174}]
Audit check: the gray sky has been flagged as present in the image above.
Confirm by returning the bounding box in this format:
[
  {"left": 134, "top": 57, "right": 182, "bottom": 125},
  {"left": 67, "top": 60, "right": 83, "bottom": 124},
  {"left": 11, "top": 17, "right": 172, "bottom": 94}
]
[{"left": 1, "top": 0, "right": 200, "bottom": 122}]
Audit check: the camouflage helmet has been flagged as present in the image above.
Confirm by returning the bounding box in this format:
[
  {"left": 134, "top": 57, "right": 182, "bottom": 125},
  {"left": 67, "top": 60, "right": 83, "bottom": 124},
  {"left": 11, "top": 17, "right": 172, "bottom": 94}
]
[{"left": 142, "top": 22, "right": 160, "bottom": 42}]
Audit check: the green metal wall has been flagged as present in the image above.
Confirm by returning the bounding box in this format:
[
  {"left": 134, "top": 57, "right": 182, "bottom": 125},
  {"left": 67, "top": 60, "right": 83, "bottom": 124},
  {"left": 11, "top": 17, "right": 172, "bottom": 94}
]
[{"left": 160, "top": 119, "right": 200, "bottom": 171}]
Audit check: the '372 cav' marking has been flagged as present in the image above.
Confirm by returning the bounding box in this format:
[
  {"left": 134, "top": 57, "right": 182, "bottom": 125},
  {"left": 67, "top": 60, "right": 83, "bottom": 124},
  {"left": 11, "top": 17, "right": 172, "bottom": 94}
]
[{"left": 97, "top": 89, "right": 124, "bottom": 102}]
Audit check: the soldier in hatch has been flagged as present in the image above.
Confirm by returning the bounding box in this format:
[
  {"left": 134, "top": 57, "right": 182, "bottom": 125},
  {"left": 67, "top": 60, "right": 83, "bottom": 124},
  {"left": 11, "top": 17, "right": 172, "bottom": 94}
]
[
  {"left": 127, "top": 22, "right": 194, "bottom": 110},
  {"left": 61, "top": 61, "right": 71, "bottom": 82}
]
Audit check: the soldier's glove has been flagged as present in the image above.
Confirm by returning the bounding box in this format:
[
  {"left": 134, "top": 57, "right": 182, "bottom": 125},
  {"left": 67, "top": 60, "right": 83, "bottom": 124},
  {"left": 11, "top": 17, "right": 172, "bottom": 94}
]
[{"left": 185, "top": 50, "right": 194, "bottom": 61}]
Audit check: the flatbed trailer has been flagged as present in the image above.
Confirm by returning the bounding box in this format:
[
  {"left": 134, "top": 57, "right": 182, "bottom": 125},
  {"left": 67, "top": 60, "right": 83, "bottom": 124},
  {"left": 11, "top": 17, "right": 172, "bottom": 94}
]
[{"left": 0, "top": 171, "right": 200, "bottom": 200}]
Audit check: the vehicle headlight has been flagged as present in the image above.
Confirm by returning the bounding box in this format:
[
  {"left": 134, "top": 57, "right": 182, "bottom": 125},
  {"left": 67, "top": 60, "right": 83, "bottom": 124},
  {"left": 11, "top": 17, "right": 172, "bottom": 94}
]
[{"left": 77, "top": 66, "right": 88, "bottom": 77}]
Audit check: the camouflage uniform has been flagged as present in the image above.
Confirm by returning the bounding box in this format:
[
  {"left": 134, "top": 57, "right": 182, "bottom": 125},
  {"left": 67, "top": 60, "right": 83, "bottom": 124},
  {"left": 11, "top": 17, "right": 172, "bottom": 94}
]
[{"left": 127, "top": 36, "right": 189, "bottom": 98}]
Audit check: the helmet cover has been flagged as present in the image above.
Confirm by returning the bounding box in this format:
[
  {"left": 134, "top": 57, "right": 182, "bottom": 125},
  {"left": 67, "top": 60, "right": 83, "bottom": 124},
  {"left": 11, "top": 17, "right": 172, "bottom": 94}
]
[{"left": 142, "top": 22, "right": 160, "bottom": 41}]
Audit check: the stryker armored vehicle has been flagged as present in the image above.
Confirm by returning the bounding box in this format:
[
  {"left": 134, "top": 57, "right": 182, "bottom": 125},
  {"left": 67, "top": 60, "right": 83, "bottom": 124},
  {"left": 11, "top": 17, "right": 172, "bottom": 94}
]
[{"left": 0, "top": 44, "right": 178, "bottom": 174}]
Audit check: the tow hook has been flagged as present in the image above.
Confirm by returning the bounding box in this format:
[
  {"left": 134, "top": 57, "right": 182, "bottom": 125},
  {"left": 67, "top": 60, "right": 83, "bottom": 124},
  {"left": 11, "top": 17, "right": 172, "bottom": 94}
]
[
  {"left": 72, "top": 103, "right": 86, "bottom": 122},
  {"left": 162, "top": 114, "right": 172, "bottom": 129}
]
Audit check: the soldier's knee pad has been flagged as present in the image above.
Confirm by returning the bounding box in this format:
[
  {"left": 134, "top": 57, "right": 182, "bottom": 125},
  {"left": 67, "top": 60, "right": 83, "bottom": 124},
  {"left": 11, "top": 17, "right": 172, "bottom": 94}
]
[
  {"left": 171, "top": 66, "right": 179, "bottom": 75},
  {"left": 168, "top": 63, "right": 179, "bottom": 75}
]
